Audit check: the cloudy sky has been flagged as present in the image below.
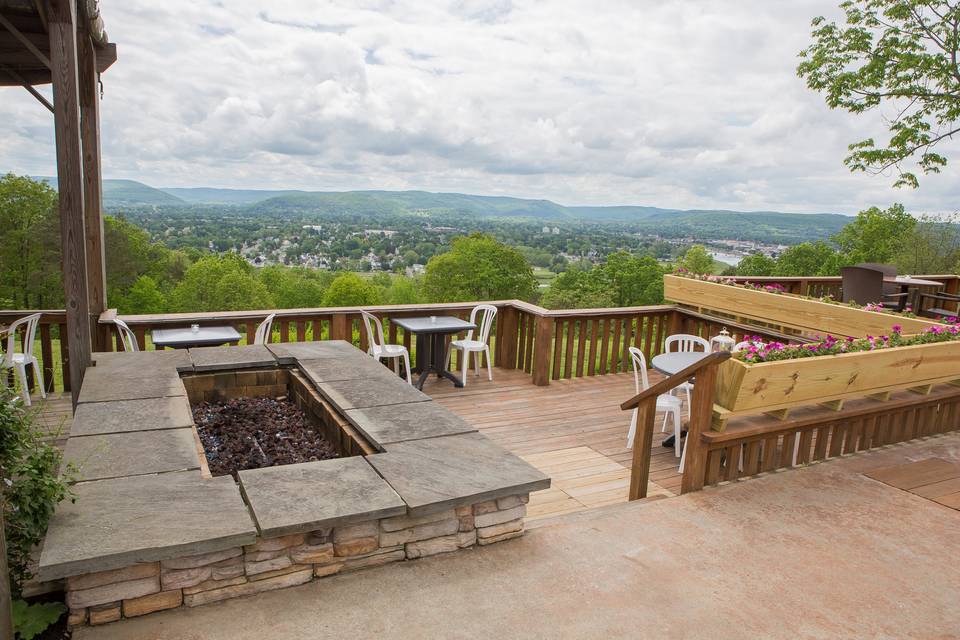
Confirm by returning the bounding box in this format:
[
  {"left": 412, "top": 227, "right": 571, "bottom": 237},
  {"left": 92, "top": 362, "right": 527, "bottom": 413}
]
[{"left": 3, "top": 0, "right": 960, "bottom": 214}]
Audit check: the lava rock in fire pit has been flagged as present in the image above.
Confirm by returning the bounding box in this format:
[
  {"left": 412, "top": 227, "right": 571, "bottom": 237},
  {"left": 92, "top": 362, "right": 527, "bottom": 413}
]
[{"left": 193, "top": 397, "right": 339, "bottom": 478}]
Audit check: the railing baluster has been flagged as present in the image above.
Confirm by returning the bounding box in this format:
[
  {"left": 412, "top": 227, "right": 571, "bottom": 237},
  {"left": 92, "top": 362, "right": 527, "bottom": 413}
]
[
  {"left": 575, "top": 319, "right": 587, "bottom": 378},
  {"left": 588, "top": 318, "right": 599, "bottom": 376},
  {"left": 40, "top": 323, "right": 54, "bottom": 392}
]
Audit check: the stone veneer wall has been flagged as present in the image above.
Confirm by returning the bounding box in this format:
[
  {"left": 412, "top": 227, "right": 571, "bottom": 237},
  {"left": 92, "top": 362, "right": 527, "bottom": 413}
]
[{"left": 66, "top": 494, "right": 529, "bottom": 626}]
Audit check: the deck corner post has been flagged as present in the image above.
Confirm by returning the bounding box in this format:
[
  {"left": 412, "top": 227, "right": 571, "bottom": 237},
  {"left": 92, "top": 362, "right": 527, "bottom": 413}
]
[
  {"left": 330, "top": 312, "right": 350, "bottom": 342},
  {"left": 628, "top": 397, "right": 657, "bottom": 500},
  {"left": 496, "top": 304, "right": 519, "bottom": 369},
  {"left": 680, "top": 359, "right": 721, "bottom": 494},
  {"left": 531, "top": 314, "right": 553, "bottom": 386}
]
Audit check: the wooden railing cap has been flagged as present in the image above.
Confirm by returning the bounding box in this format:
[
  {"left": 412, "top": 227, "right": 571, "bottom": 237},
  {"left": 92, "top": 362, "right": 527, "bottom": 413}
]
[{"left": 620, "top": 351, "right": 731, "bottom": 411}]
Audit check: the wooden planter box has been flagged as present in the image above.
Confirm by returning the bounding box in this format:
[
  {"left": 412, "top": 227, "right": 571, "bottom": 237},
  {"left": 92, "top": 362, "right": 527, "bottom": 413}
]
[
  {"left": 713, "top": 340, "right": 960, "bottom": 427},
  {"left": 664, "top": 274, "right": 941, "bottom": 337}
]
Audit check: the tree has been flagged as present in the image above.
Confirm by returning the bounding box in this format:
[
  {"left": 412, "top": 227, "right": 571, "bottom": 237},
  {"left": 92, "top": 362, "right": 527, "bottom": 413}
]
[
  {"left": 540, "top": 253, "right": 664, "bottom": 309},
  {"left": 257, "top": 265, "right": 332, "bottom": 308},
  {"left": 119, "top": 276, "right": 167, "bottom": 314},
  {"left": 736, "top": 253, "right": 777, "bottom": 276},
  {"left": 832, "top": 203, "right": 916, "bottom": 263},
  {"left": 321, "top": 273, "right": 383, "bottom": 307},
  {"left": 896, "top": 213, "right": 960, "bottom": 273},
  {"left": 677, "top": 245, "right": 715, "bottom": 274},
  {"left": 421, "top": 234, "right": 537, "bottom": 302},
  {"left": 169, "top": 254, "right": 273, "bottom": 311},
  {"left": 383, "top": 276, "right": 421, "bottom": 305},
  {"left": 599, "top": 252, "right": 665, "bottom": 306},
  {"left": 0, "top": 175, "right": 61, "bottom": 308},
  {"left": 540, "top": 269, "right": 616, "bottom": 310},
  {"left": 773, "top": 241, "right": 847, "bottom": 276},
  {"left": 798, "top": 1, "right": 960, "bottom": 188}
]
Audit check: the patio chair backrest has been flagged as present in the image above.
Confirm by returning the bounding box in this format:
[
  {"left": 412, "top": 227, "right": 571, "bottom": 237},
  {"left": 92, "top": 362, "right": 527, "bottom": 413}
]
[
  {"left": 360, "top": 310, "right": 385, "bottom": 350},
  {"left": 628, "top": 347, "right": 650, "bottom": 394},
  {"left": 4, "top": 313, "right": 41, "bottom": 365},
  {"left": 254, "top": 313, "right": 276, "bottom": 345},
  {"left": 665, "top": 334, "right": 710, "bottom": 354},
  {"left": 466, "top": 304, "right": 497, "bottom": 344},
  {"left": 113, "top": 318, "right": 139, "bottom": 352},
  {"left": 856, "top": 262, "right": 900, "bottom": 296},
  {"left": 841, "top": 266, "right": 885, "bottom": 305}
]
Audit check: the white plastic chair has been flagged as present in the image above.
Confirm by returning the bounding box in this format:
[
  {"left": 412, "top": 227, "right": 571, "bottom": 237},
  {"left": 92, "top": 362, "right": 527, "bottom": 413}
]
[
  {"left": 446, "top": 304, "right": 497, "bottom": 386},
  {"left": 627, "top": 347, "right": 686, "bottom": 471},
  {"left": 254, "top": 313, "right": 276, "bottom": 345},
  {"left": 113, "top": 318, "right": 139, "bottom": 352},
  {"left": 360, "top": 310, "right": 412, "bottom": 384},
  {"left": 664, "top": 333, "right": 710, "bottom": 419},
  {"left": 2, "top": 313, "right": 46, "bottom": 406}
]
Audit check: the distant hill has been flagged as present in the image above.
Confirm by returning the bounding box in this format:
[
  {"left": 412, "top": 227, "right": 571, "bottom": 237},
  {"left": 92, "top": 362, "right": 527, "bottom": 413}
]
[
  {"left": 29, "top": 176, "right": 850, "bottom": 242},
  {"left": 36, "top": 177, "right": 186, "bottom": 206},
  {"left": 252, "top": 190, "right": 573, "bottom": 219},
  {"left": 160, "top": 187, "right": 305, "bottom": 205}
]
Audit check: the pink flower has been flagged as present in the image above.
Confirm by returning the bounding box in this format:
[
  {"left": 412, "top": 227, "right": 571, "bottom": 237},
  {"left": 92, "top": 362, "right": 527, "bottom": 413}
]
[{"left": 892, "top": 324, "right": 902, "bottom": 334}]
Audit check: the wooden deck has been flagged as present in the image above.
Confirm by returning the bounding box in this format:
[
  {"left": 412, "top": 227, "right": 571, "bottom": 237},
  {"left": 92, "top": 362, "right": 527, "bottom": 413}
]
[
  {"left": 34, "top": 366, "right": 683, "bottom": 523},
  {"left": 424, "top": 367, "right": 682, "bottom": 520},
  {"left": 865, "top": 458, "right": 960, "bottom": 510}
]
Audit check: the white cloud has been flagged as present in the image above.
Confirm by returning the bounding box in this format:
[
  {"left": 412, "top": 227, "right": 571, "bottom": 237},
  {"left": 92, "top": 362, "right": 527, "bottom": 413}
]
[{"left": 3, "top": 0, "right": 960, "bottom": 215}]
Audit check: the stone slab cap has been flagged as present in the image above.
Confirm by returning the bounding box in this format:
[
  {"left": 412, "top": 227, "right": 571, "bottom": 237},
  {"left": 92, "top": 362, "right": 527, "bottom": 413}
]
[
  {"left": 63, "top": 429, "right": 201, "bottom": 482},
  {"left": 93, "top": 349, "right": 194, "bottom": 374},
  {"left": 367, "top": 433, "right": 551, "bottom": 516},
  {"left": 188, "top": 345, "right": 277, "bottom": 371},
  {"left": 345, "top": 402, "right": 477, "bottom": 449},
  {"left": 77, "top": 367, "right": 186, "bottom": 404},
  {"left": 296, "top": 354, "right": 401, "bottom": 385},
  {"left": 238, "top": 458, "right": 406, "bottom": 538},
  {"left": 317, "top": 376, "right": 430, "bottom": 411},
  {"left": 70, "top": 397, "right": 194, "bottom": 436},
  {"left": 267, "top": 340, "right": 358, "bottom": 364},
  {"left": 39, "top": 472, "right": 256, "bottom": 581}
]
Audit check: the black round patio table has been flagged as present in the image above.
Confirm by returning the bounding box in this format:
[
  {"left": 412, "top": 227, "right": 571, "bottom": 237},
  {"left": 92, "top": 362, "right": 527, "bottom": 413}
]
[{"left": 390, "top": 316, "right": 477, "bottom": 390}]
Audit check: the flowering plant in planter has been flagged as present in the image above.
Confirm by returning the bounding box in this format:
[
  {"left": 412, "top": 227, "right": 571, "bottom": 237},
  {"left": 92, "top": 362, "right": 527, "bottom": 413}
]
[{"left": 736, "top": 321, "right": 960, "bottom": 363}]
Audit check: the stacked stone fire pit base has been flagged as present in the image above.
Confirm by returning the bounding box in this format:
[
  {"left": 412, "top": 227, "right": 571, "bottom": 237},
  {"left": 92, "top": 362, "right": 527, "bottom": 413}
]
[
  {"left": 41, "top": 343, "right": 550, "bottom": 627},
  {"left": 65, "top": 493, "right": 529, "bottom": 625}
]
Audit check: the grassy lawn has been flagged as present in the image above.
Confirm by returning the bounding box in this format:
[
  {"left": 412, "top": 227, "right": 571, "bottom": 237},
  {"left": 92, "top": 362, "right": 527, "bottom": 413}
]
[{"left": 533, "top": 267, "right": 556, "bottom": 289}]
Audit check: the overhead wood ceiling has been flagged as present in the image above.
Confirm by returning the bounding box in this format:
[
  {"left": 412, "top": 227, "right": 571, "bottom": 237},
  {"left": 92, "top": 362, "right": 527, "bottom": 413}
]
[{"left": 0, "top": 0, "right": 116, "bottom": 87}]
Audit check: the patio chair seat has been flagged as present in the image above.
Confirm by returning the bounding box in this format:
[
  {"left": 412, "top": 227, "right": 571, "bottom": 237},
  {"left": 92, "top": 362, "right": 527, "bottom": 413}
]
[{"left": 370, "top": 343, "right": 409, "bottom": 358}]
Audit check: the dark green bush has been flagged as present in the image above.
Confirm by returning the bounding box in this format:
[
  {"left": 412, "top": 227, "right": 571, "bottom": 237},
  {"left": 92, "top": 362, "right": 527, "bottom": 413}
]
[{"left": 0, "top": 385, "right": 74, "bottom": 598}]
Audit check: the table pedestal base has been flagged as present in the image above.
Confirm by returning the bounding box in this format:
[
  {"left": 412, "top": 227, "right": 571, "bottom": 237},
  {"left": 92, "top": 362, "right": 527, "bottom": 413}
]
[{"left": 413, "top": 333, "right": 464, "bottom": 391}]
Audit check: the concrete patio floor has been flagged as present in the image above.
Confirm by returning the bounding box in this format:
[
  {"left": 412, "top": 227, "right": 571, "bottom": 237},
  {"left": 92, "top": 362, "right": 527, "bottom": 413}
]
[{"left": 77, "top": 433, "right": 960, "bottom": 640}]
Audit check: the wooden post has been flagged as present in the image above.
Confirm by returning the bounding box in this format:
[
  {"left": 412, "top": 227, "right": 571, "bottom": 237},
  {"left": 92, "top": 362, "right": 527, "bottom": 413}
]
[
  {"left": 680, "top": 358, "right": 722, "bottom": 494},
  {"left": 531, "top": 315, "right": 553, "bottom": 386},
  {"left": 496, "top": 305, "right": 519, "bottom": 369},
  {"left": 628, "top": 397, "right": 657, "bottom": 500},
  {"left": 330, "top": 313, "right": 350, "bottom": 342},
  {"left": 79, "top": 31, "right": 107, "bottom": 351},
  {"left": 47, "top": 0, "right": 92, "bottom": 407}
]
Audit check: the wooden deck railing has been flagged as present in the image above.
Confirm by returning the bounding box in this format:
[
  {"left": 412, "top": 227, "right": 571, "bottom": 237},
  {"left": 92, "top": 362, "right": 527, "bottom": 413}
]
[
  {"left": 681, "top": 384, "right": 960, "bottom": 490},
  {"left": 621, "top": 352, "right": 731, "bottom": 499},
  {"left": 0, "top": 299, "right": 804, "bottom": 394}
]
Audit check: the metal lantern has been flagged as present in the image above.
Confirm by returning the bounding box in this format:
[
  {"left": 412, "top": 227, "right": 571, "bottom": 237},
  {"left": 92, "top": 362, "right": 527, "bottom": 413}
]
[{"left": 710, "top": 327, "right": 735, "bottom": 352}]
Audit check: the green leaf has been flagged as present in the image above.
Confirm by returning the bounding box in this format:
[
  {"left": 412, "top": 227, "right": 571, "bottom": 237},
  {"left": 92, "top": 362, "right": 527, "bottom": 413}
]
[{"left": 12, "top": 599, "right": 65, "bottom": 640}]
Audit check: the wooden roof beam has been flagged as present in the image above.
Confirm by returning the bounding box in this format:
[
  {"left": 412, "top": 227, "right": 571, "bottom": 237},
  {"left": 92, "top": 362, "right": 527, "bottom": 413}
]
[
  {"left": 0, "top": 11, "right": 50, "bottom": 68},
  {"left": 0, "top": 62, "right": 52, "bottom": 111}
]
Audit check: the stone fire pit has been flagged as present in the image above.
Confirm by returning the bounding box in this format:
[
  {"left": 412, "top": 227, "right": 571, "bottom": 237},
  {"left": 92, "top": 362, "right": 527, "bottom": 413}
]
[{"left": 41, "top": 342, "right": 550, "bottom": 627}]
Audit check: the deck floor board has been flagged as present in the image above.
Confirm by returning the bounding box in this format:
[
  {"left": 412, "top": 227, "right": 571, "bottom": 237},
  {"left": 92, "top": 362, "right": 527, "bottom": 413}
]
[{"left": 426, "top": 367, "right": 683, "bottom": 519}]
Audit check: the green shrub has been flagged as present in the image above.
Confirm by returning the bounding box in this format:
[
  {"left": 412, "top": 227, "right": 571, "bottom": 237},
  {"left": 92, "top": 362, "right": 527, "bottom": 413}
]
[{"left": 0, "top": 385, "right": 74, "bottom": 598}]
